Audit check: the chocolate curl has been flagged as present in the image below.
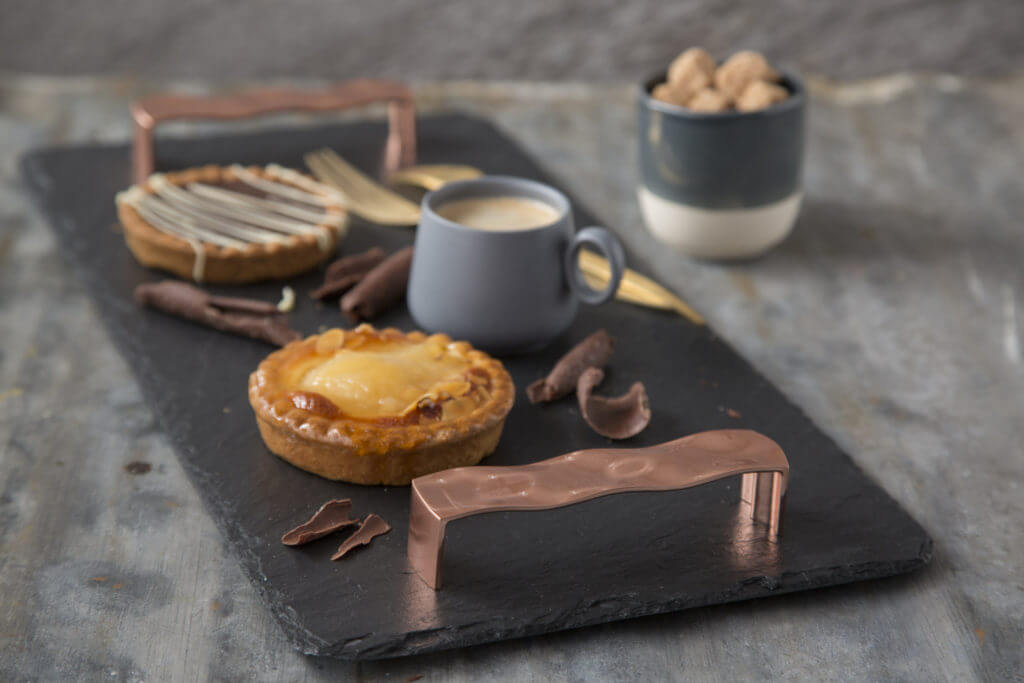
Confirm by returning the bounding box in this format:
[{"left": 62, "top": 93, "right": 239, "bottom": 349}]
[
  {"left": 281, "top": 499, "right": 357, "bottom": 546},
  {"left": 340, "top": 247, "right": 413, "bottom": 323},
  {"left": 527, "top": 329, "right": 615, "bottom": 403},
  {"left": 576, "top": 367, "right": 651, "bottom": 439},
  {"left": 311, "top": 247, "right": 387, "bottom": 300},
  {"left": 135, "top": 280, "right": 300, "bottom": 347},
  {"left": 331, "top": 514, "right": 391, "bottom": 560}
]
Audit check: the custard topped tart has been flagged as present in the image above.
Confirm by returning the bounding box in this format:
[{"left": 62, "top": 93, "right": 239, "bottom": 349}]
[
  {"left": 248, "top": 325, "right": 515, "bottom": 485},
  {"left": 116, "top": 164, "right": 347, "bottom": 284}
]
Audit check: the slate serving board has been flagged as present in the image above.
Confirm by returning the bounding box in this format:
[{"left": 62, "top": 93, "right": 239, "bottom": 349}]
[{"left": 19, "top": 113, "right": 932, "bottom": 660}]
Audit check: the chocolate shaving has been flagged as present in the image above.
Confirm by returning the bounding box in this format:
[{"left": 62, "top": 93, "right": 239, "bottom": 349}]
[
  {"left": 576, "top": 367, "right": 651, "bottom": 439},
  {"left": 340, "top": 247, "right": 413, "bottom": 322},
  {"left": 527, "top": 329, "right": 615, "bottom": 403},
  {"left": 325, "top": 247, "right": 387, "bottom": 283},
  {"left": 311, "top": 247, "right": 387, "bottom": 300},
  {"left": 207, "top": 294, "right": 280, "bottom": 315},
  {"left": 311, "top": 274, "right": 368, "bottom": 301},
  {"left": 331, "top": 513, "right": 391, "bottom": 560},
  {"left": 135, "top": 280, "right": 300, "bottom": 347},
  {"left": 281, "top": 499, "right": 357, "bottom": 546}
]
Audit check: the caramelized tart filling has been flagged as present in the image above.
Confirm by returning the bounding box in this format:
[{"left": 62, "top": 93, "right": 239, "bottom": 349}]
[{"left": 276, "top": 328, "right": 489, "bottom": 423}]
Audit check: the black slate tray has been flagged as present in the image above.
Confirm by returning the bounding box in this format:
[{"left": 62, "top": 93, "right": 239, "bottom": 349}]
[{"left": 19, "top": 113, "right": 932, "bottom": 660}]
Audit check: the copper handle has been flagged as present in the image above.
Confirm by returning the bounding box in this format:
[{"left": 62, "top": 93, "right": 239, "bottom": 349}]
[
  {"left": 408, "top": 429, "right": 788, "bottom": 589},
  {"left": 131, "top": 79, "right": 417, "bottom": 183}
]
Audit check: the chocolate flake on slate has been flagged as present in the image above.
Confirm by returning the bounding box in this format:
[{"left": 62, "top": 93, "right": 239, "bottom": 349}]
[
  {"left": 135, "top": 280, "right": 300, "bottom": 347},
  {"left": 527, "top": 329, "right": 615, "bottom": 403},
  {"left": 281, "top": 499, "right": 357, "bottom": 546},
  {"left": 123, "top": 461, "right": 152, "bottom": 475},
  {"left": 312, "top": 247, "right": 387, "bottom": 300},
  {"left": 341, "top": 247, "right": 413, "bottom": 322},
  {"left": 331, "top": 513, "right": 391, "bottom": 560},
  {"left": 576, "top": 366, "right": 651, "bottom": 439}
]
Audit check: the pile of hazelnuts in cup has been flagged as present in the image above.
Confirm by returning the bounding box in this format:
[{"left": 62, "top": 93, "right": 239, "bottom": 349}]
[{"left": 652, "top": 48, "right": 789, "bottom": 113}]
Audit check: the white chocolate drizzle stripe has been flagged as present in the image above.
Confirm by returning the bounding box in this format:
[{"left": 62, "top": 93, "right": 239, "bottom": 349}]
[
  {"left": 150, "top": 175, "right": 334, "bottom": 252},
  {"left": 188, "top": 182, "right": 341, "bottom": 225},
  {"left": 174, "top": 185, "right": 336, "bottom": 239},
  {"left": 119, "top": 167, "right": 341, "bottom": 254},
  {"left": 266, "top": 164, "right": 348, "bottom": 206},
  {"left": 187, "top": 237, "right": 206, "bottom": 282},
  {"left": 120, "top": 185, "right": 263, "bottom": 248},
  {"left": 154, "top": 175, "right": 319, "bottom": 233},
  {"left": 132, "top": 196, "right": 246, "bottom": 248},
  {"left": 231, "top": 165, "right": 333, "bottom": 207},
  {"left": 184, "top": 188, "right": 335, "bottom": 254},
  {"left": 151, "top": 177, "right": 297, "bottom": 243},
  {"left": 141, "top": 190, "right": 284, "bottom": 245},
  {"left": 143, "top": 202, "right": 248, "bottom": 249}
]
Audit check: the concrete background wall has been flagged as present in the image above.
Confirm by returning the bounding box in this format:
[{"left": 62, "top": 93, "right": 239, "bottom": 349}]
[{"left": 2, "top": 0, "right": 1021, "bottom": 80}]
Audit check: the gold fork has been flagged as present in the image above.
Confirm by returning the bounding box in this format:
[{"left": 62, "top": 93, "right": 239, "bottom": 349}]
[{"left": 305, "top": 149, "right": 704, "bottom": 325}]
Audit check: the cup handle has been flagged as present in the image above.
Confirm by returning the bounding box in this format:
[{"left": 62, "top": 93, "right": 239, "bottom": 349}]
[{"left": 565, "top": 226, "right": 626, "bottom": 305}]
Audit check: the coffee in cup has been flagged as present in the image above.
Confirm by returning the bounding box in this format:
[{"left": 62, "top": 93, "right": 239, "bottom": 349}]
[
  {"left": 408, "top": 176, "right": 626, "bottom": 353},
  {"left": 435, "top": 196, "right": 561, "bottom": 232}
]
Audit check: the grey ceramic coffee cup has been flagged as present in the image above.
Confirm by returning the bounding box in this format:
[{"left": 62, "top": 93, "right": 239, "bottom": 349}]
[
  {"left": 637, "top": 69, "right": 806, "bottom": 259},
  {"left": 408, "top": 176, "right": 625, "bottom": 354}
]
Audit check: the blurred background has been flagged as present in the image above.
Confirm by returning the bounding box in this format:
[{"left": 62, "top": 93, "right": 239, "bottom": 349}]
[{"left": 2, "top": 0, "right": 1021, "bottom": 80}]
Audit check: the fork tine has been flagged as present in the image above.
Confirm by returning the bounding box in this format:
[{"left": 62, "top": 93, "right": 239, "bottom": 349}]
[
  {"left": 304, "top": 152, "right": 345, "bottom": 189},
  {"left": 314, "top": 149, "right": 421, "bottom": 219},
  {"left": 318, "top": 149, "right": 415, "bottom": 208},
  {"left": 305, "top": 149, "right": 421, "bottom": 225},
  {"left": 314, "top": 150, "right": 375, "bottom": 200},
  {"left": 331, "top": 153, "right": 414, "bottom": 206},
  {"left": 306, "top": 151, "right": 371, "bottom": 203},
  {"left": 305, "top": 154, "right": 366, "bottom": 209}
]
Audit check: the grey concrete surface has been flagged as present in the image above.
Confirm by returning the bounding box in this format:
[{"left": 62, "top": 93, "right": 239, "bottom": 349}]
[
  {"left": 1, "top": 0, "right": 1023, "bottom": 80},
  {"left": 1, "top": 73, "right": 1023, "bottom": 680}
]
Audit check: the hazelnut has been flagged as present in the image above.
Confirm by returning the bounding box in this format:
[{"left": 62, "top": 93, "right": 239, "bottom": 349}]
[
  {"left": 714, "top": 51, "right": 779, "bottom": 100},
  {"left": 651, "top": 83, "right": 689, "bottom": 107},
  {"left": 667, "top": 47, "right": 716, "bottom": 88},
  {"left": 688, "top": 88, "right": 731, "bottom": 113},
  {"left": 675, "top": 69, "right": 711, "bottom": 104},
  {"left": 736, "top": 80, "right": 789, "bottom": 112}
]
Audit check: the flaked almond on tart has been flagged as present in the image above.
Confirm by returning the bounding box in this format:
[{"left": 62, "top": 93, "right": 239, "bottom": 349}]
[
  {"left": 248, "top": 325, "right": 515, "bottom": 485},
  {"left": 116, "top": 163, "right": 347, "bottom": 284}
]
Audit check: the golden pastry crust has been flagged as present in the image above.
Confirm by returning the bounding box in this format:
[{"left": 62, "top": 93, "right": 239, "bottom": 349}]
[
  {"left": 117, "top": 164, "right": 347, "bottom": 284},
  {"left": 248, "top": 325, "right": 516, "bottom": 485}
]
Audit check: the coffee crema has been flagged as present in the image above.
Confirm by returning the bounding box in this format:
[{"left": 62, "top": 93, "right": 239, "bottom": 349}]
[{"left": 435, "top": 196, "right": 560, "bottom": 232}]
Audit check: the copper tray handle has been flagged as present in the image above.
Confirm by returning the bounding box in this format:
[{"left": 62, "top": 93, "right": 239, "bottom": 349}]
[
  {"left": 408, "top": 429, "right": 789, "bottom": 589},
  {"left": 130, "top": 79, "right": 417, "bottom": 183}
]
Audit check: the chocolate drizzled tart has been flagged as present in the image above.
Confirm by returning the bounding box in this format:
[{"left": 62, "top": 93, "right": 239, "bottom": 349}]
[
  {"left": 248, "top": 325, "right": 515, "bottom": 485},
  {"left": 116, "top": 164, "right": 347, "bottom": 284}
]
